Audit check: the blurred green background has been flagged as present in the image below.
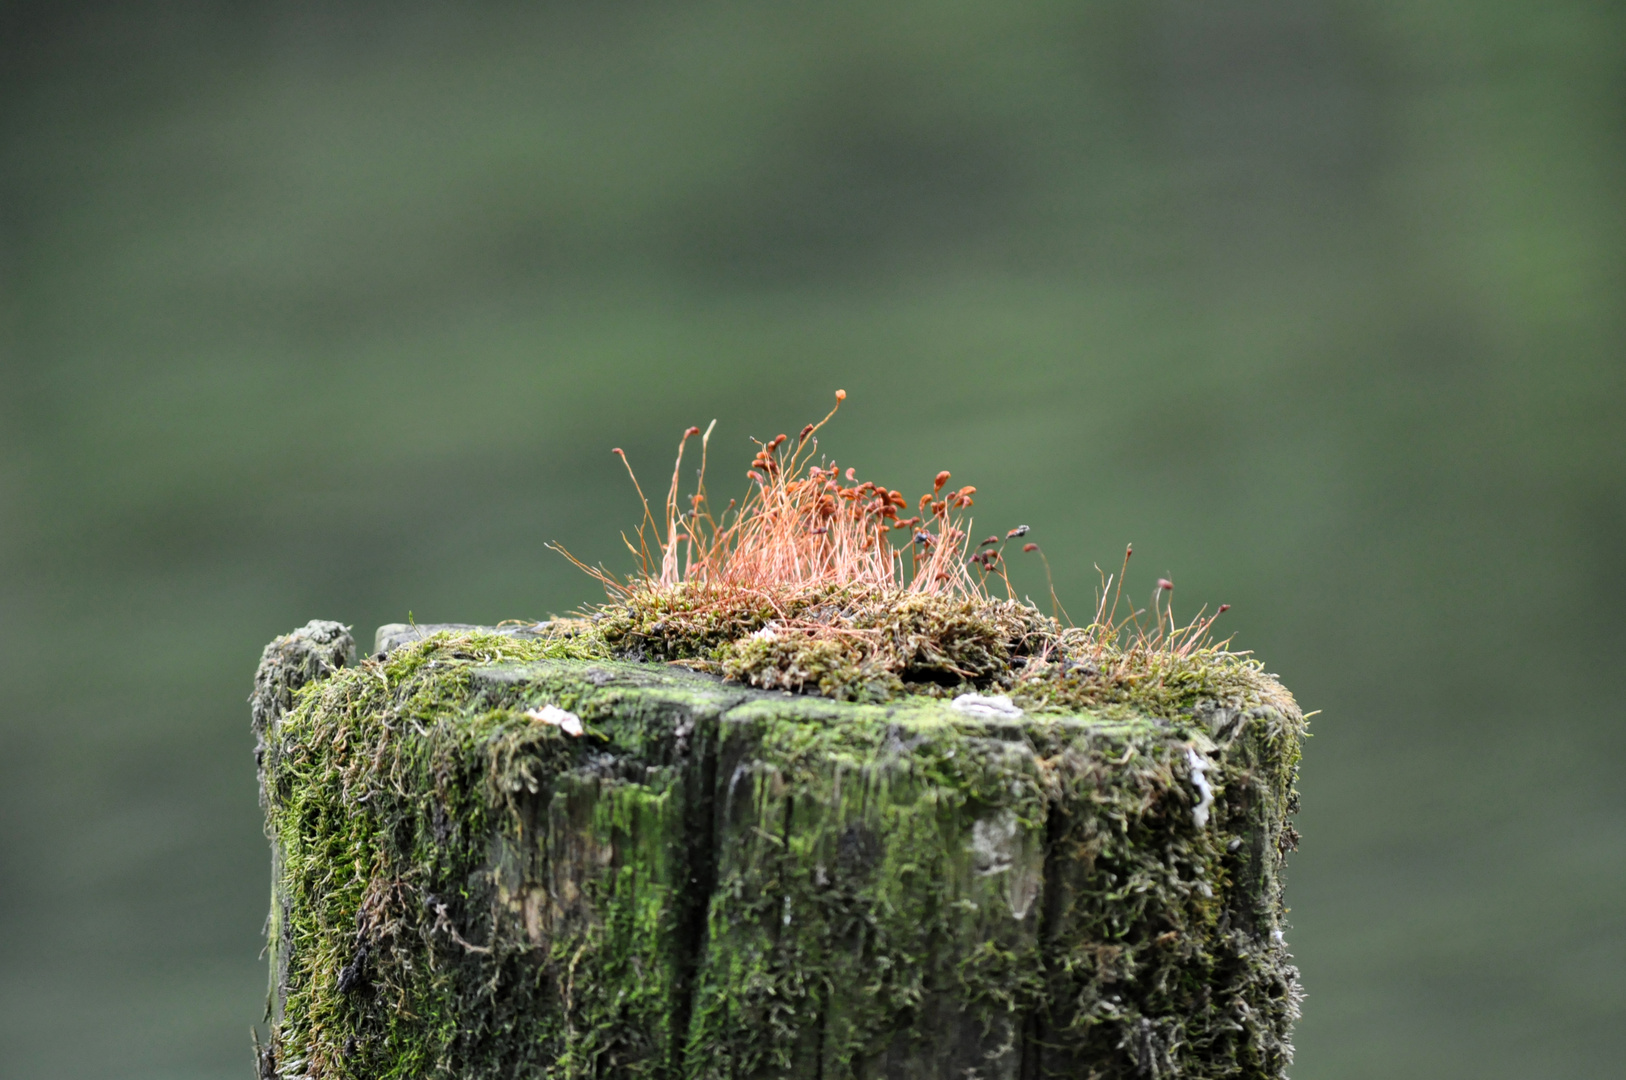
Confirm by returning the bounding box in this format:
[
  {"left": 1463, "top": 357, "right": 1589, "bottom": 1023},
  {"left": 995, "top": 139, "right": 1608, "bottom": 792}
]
[{"left": 2, "top": 2, "right": 1622, "bottom": 1077}]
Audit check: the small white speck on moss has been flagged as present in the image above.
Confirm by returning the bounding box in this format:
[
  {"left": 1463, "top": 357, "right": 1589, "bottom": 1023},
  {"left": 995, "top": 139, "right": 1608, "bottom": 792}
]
[
  {"left": 950, "top": 693, "right": 1024, "bottom": 719},
  {"left": 524, "top": 704, "right": 584, "bottom": 737},
  {"left": 1186, "top": 746, "right": 1215, "bottom": 828}
]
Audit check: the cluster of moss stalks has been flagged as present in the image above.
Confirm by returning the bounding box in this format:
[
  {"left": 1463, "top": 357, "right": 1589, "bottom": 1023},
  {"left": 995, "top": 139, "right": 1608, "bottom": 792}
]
[{"left": 254, "top": 594, "right": 1305, "bottom": 1080}]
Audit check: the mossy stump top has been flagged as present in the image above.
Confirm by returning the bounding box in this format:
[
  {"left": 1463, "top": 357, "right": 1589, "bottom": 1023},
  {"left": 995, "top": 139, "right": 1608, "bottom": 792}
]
[{"left": 253, "top": 620, "right": 1304, "bottom": 1079}]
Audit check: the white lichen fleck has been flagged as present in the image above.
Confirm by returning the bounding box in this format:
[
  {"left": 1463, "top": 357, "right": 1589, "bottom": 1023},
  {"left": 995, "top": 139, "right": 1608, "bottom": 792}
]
[
  {"left": 950, "top": 692, "right": 1024, "bottom": 719},
  {"left": 523, "top": 704, "right": 584, "bottom": 736},
  {"left": 1185, "top": 746, "right": 1215, "bottom": 828}
]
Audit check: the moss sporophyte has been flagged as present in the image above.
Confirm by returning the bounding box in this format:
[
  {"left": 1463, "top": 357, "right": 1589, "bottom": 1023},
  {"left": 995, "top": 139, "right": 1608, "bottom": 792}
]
[
  {"left": 254, "top": 391, "right": 1306, "bottom": 1079},
  {"left": 549, "top": 390, "right": 1276, "bottom": 715}
]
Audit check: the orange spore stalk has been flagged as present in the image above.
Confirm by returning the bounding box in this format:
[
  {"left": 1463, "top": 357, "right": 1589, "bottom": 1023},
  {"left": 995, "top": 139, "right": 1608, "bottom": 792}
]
[
  {"left": 553, "top": 390, "right": 984, "bottom": 607},
  {"left": 551, "top": 391, "right": 1258, "bottom": 709}
]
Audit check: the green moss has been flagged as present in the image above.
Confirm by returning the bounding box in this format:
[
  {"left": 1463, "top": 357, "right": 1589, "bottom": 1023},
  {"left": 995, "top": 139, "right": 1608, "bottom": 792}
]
[
  {"left": 256, "top": 622, "right": 1304, "bottom": 1078},
  {"left": 685, "top": 697, "right": 1301, "bottom": 1078},
  {"left": 589, "top": 583, "right": 1277, "bottom": 720}
]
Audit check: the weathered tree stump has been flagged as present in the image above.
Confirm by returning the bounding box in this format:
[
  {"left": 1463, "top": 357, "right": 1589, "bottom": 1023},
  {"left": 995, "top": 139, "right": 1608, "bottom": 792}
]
[{"left": 253, "top": 620, "right": 1303, "bottom": 1079}]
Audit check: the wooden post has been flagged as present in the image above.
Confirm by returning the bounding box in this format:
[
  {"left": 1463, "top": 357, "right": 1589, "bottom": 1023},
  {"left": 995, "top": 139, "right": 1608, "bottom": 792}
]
[{"left": 253, "top": 621, "right": 1303, "bottom": 1078}]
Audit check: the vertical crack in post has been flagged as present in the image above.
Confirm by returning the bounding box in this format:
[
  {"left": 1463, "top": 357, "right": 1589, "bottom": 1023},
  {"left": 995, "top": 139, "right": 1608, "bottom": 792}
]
[
  {"left": 668, "top": 706, "right": 722, "bottom": 1075},
  {"left": 814, "top": 981, "right": 828, "bottom": 1080},
  {"left": 1022, "top": 800, "right": 1068, "bottom": 1080}
]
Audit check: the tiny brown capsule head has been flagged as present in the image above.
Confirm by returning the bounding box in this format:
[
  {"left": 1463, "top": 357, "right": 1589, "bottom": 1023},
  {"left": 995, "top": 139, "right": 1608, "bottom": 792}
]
[{"left": 934, "top": 470, "right": 951, "bottom": 491}]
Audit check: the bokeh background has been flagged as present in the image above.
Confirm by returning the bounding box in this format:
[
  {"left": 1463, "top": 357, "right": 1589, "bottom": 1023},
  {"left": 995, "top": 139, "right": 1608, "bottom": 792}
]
[{"left": 2, "top": 2, "right": 1622, "bottom": 1077}]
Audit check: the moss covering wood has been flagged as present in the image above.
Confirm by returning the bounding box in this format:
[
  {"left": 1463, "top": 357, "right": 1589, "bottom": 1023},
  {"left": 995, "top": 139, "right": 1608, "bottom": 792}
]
[{"left": 254, "top": 619, "right": 1304, "bottom": 1079}]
